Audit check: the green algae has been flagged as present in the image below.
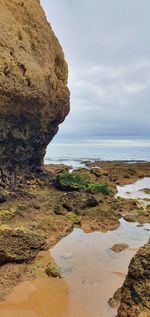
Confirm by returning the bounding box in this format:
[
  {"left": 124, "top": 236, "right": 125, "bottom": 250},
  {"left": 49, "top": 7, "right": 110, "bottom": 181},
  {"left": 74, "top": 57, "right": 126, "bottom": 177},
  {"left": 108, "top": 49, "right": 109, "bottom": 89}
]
[
  {"left": 56, "top": 172, "right": 87, "bottom": 190},
  {"left": 65, "top": 212, "right": 80, "bottom": 224},
  {"left": 87, "top": 183, "right": 109, "bottom": 194},
  {"left": 45, "top": 263, "right": 61, "bottom": 278},
  {"left": 56, "top": 172, "right": 110, "bottom": 195}
]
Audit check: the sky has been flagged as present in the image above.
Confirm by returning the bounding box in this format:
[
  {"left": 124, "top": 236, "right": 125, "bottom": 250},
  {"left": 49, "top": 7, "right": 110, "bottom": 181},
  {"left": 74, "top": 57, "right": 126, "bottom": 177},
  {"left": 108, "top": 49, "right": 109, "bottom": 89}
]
[{"left": 41, "top": 0, "right": 150, "bottom": 144}]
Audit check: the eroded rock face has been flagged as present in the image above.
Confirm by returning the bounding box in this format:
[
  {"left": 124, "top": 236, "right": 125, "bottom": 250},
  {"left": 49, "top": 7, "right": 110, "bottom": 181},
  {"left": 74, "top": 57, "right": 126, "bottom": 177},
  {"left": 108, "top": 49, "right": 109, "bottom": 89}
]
[
  {"left": 0, "top": 225, "right": 46, "bottom": 263},
  {"left": 0, "top": 0, "right": 69, "bottom": 174},
  {"left": 116, "top": 240, "right": 150, "bottom": 317}
]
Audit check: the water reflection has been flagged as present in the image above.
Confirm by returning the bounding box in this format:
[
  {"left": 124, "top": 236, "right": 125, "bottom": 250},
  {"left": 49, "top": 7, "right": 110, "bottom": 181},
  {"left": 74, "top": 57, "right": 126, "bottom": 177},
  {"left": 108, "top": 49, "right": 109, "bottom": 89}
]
[
  {"left": 116, "top": 177, "right": 150, "bottom": 200},
  {"left": 0, "top": 221, "right": 149, "bottom": 317},
  {"left": 51, "top": 220, "right": 150, "bottom": 317}
]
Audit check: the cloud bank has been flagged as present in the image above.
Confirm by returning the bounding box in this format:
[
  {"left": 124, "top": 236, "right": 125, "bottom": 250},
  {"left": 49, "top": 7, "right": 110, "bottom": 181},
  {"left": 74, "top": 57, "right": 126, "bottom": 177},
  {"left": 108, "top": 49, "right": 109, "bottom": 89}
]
[{"left": 41, "top": 0, "right": 150, "bottom": 143}]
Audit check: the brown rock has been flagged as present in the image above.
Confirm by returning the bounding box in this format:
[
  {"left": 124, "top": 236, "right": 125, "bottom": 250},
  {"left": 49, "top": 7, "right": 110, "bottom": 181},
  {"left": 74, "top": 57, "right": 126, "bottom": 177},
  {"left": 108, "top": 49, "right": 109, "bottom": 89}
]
[
  {"left": 81, "top": 205, "right": 120, "bottom": 233},
  {"left": 108, "top": 287, "right": 122, "bottom": 308},
  {"left": 123, "top": 214, "right": 138, "bottom": 222},
  {"left": 111, "top": 243, "right": 129, "bottom": 253},
  {"left": 58, "top": 191, "right": 98, "bottom": 214},
  {"left": 0, "top": 225, "right": 45, "bottom": 263},
  {"left": 0, "top": 0, "right": 69, "bottom": 175},
  {"left": 116, "top": 240, "right": 150, "bottom": 317}
]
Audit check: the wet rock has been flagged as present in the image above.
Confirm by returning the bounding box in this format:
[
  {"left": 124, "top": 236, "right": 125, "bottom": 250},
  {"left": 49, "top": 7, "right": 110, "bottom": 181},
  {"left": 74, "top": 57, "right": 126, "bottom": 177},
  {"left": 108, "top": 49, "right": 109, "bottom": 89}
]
[
  {"left": 86, "top": 161, "right": 150, "bottom": 185},
  {"left": 58, "top": 191, "right": 98, "bottom": 213},
  {"left": 45, "top": 263, "right": 61, "bottom": 278},
  {"left": 0, "top": 225, "right": 45, "bottom": 264},
  {"left": 0, "top": 194, "right": 6, "bottom": 203},
  {"left": 0, "top": 0, "right": 69, "bottom": 176},
  {"left": 146, "top": 205, "right": 150, "bottom": 213},
  {"left": 109, "top": 287, "right": 122, "bottom": 308},
  {"left": 81, "top": 205, "right": 121, "bottom": 233},
  {"left": 87, "top": 183, "right": 109, "bottom": 194},
  {"left": 45, "top": 164, "right": 70, "bottom": 175},
  {"left": 116, "top": 240, "right": 150, "bottom": 317},
  {"left": 123, "top": 214, "right": 138, "bottom": 222},
  {"left": 136, "top": 224, "right": 144, "bottom": 227},
  {"left": 111, "top": 243, "right": 129, "bottom": 253},
  {"left": 65, "top": 212, "right": 81, "bottom": 224},
  {"left": 56, "top": 172, "right": 87, "bottom": 191},
  {"left": 56, "top": 171, "right": 110, "bottom": 196},
  {"left": 91, "top": 168, "right": 109, "bottom": 177},
  {"left": 54, "top": 204, "right": 67, "bottom": 215},
  {"left": 123, "top": 209, "right": 150, "bottom": 224},
  {"left": 139, "top": 188, "right": 150, "bottom": 194}
]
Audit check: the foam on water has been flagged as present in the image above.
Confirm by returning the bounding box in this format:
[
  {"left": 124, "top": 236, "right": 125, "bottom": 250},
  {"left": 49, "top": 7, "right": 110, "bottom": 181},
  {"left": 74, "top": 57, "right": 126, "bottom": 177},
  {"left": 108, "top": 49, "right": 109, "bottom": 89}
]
[{"left": 45, "top": 142, "right": 150, "bottom": 168}]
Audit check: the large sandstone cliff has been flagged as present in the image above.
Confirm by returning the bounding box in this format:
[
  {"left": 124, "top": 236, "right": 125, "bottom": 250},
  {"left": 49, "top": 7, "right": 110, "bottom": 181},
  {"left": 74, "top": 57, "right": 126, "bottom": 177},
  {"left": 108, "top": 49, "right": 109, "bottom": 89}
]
[{"left": 0, "top": 0, "right": 69, "bottom": 176}]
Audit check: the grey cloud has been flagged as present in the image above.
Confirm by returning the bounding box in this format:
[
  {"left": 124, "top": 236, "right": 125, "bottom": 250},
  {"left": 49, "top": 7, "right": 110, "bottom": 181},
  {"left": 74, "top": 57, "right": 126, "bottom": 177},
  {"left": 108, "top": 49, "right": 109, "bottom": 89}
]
[{"left": 41, "top": 0, "right": 150, "bottom": 142}]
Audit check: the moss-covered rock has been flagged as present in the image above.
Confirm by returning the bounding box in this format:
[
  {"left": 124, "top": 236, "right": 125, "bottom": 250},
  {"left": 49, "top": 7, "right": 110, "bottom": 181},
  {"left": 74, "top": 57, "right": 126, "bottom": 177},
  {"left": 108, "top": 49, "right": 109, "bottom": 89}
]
[
  {"left": 56, "top": 172, "right": 110, "bottom": 196},
  {"left": 65, "top": 212, "right": 81, "bottom": 224},
  {"left": 45, "top": 263, "right": 61, "bottom": 278},
  {"left": 87, "top": 183, "right": 109, "bottom": 194},
  {"left": 56, "top": 172, "right": 87, "bottom": 191}
]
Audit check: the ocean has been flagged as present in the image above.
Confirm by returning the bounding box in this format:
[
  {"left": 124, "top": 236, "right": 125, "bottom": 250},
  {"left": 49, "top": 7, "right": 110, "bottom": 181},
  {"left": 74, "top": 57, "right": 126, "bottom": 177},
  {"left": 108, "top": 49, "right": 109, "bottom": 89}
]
[{"left": 45, "top": 141, "right": 150, "bottom": 168}]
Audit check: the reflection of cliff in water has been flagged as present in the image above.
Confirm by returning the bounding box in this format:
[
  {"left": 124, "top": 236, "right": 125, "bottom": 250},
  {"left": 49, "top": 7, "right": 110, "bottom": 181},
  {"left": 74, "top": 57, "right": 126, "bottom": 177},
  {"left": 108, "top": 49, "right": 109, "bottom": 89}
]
[{"left": 0, "top": 220, "right": 149, "bottom": 317}]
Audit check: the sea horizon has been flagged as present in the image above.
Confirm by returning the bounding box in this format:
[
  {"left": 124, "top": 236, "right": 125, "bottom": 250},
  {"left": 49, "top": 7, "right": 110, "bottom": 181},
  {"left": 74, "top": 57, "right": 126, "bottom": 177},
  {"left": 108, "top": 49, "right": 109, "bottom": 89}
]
[{"left": 45, "top": 139, "right": 150, "bottom": 167}]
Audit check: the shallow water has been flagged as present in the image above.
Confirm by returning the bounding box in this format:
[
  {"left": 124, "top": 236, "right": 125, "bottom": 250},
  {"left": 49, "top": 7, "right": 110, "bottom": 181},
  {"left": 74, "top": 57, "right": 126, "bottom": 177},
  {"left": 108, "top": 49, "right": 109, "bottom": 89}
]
[
  {"left": 0, "top": 220, "right": 149, "bottom": 317},
  {"left": 116, "top": 177, "right": 150, "bottom": 208}
]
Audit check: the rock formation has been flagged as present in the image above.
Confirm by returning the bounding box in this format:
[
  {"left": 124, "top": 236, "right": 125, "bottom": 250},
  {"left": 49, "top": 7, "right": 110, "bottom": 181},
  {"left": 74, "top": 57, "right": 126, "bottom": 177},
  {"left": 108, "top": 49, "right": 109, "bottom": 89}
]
[
  {"left": 0, "top": 0, "right": 69, "bottom": 176},
  {"left": 0, "top": 225, "right": 45, "bottom": 263},
  {"left": 116, "top": 240, "right": 150, "bottom": 317}
]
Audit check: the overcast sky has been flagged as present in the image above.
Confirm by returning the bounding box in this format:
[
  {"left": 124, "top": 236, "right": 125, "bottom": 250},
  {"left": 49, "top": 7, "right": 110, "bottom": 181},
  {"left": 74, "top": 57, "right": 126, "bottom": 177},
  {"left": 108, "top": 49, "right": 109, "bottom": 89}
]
[{"left": 41, "top": 0, "right": 150, "bottom": 144}]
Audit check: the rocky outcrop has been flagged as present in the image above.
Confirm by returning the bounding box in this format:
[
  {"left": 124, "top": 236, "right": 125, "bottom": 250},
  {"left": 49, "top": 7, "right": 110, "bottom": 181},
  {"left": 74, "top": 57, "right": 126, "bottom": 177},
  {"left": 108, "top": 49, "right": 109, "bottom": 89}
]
[
  {"left": 116, "top": 240, "right": 150, "bottom": 317},
  {"left": 0, "top": 225, "right": 45, "bottom": 263},
  {"left": 0, "top": 0, "right": 69, "bottom": 176}
]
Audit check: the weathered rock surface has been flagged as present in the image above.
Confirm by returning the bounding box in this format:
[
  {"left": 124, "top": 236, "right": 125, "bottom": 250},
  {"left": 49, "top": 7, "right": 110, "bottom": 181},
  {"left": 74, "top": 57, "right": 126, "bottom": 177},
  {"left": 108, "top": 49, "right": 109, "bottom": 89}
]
[
  {"left": 0, "top": 0, "right": 69, "bottom": 175},
  {"left": 116, "top": 240, "right": 150, "bottom": 317},
  {"left": 0, "top": 225, "right": 45, "bottom": 263},
  {"left": 57, "top": 191, "right": 98, "bottom": 213},
  {"left": 111, "top": 243, "right": 129, "bottom": 253}
]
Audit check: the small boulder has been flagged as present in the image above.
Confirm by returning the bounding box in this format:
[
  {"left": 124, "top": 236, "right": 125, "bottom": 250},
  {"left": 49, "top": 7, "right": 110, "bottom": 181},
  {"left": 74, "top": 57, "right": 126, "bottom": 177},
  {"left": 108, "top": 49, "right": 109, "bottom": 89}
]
[
  {"left": 123, "top": 214, "right": 138, "bottom": 222},
  {"left": 58, "top": 192, "right": 98, "bottom": 213},
  {"left": 111, "top": 243, "right": 129, "bottom": 253},
  {"left": 45, "top": 263, "right": 61, "bottom": 278},
  {"left": 0, "top": 225, "right": 45, "bottom": 264},
  {"left": 108, "top": 287, "right": 122, "bottom": 308}
]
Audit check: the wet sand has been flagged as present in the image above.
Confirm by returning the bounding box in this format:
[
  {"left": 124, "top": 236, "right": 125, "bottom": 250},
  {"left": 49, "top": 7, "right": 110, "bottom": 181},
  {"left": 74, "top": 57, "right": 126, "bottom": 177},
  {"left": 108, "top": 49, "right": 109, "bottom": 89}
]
[{"left": 0, "top": 219, "right": 149, "bottom": 317}]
